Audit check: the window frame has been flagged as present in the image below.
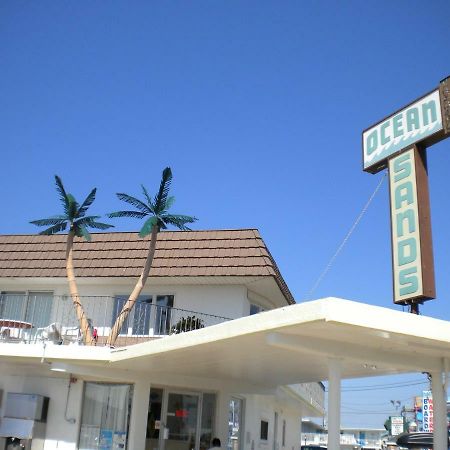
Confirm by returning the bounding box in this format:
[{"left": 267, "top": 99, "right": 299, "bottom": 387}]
[
  {"left": 0, "top": 290, "right": 53, "bottom": 328},
  {"left": 112, "top": 293, "right": 175, "bottom": 337},
  {"left": 260, "top": 419, "right": 269, "bottom": 442}
]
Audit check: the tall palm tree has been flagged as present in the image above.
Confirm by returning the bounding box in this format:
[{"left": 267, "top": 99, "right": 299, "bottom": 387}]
[
  {"left": 106, "top": 167, "right": 197, "bottom": 346},
  {"left": 30, "top": 176, "right": 113, "bottom": 345}
]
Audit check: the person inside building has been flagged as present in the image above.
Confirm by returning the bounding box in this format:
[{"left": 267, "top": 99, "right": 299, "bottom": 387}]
[{"left": 209, "top": 438, "right": 222, "bottom": 450}]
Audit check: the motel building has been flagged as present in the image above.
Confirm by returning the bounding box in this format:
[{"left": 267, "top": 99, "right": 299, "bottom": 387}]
[{"left": 0, "top": 229, "right": 449, "bottom": 450}]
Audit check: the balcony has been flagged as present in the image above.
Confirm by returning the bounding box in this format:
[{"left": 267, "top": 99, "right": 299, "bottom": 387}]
[{"left": 0, "top": 293, "right": 231, "bottom": 347}]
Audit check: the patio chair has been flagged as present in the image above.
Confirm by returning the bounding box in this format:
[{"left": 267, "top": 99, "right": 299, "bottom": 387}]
[{"left": 33, "top": 322, "right": 63, "bottom": 345}]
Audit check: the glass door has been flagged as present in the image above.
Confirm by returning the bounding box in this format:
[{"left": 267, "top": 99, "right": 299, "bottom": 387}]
[{"left": 162, "top": 391, "right": 201, "bottom": 450}]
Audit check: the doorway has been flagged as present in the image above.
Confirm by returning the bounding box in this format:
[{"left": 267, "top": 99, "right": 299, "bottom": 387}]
[{"left": 147, "top": 388, "right": 216, "bottom": 450}]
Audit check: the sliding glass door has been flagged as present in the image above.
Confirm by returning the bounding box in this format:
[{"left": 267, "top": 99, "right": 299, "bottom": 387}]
[
  {"left": 79, "top": 382, "right": 132, "bottom": 450},
  {"left": 147, "top": 389, "right": 216, "bottom": 450}
]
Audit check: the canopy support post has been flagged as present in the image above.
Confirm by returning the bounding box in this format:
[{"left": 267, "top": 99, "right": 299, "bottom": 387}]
[
  {"left": 327, "top": 358, "right": 341, "bottom": 450},
  {"left": 431, "top": 366, "right": 447, "bottom": 450}
]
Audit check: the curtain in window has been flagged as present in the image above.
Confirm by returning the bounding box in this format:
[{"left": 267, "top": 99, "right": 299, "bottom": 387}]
[
  {"left": 155, "top": 295, "right": 173, "bottom": 335},
  {"left": 113, "top": 295, "right": 152, "bottom": 336},
  {"left": 25, "top": 292, "right": 52, "bottom": 328},
  {"left": 0, "top": 292, "right": 27, "bottom": 321},
  {"left": 113, "top": 296, "right": 129, "bottom": 334},
  {"left": 132, "top": 296, "right": 152, "bottom": 335},
  {"left": 79, "top": 382, "right": 132, "bottom": 450}
]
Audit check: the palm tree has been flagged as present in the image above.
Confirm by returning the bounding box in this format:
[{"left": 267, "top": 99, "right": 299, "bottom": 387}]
[
  {"left": 30, "top": 175, "right": 113, "bottom": 344},
  {"left": 106, "top": 167, "right": 197, "bottom": 346}
]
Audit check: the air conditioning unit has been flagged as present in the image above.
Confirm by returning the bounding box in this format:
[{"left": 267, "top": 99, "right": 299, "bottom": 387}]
[{"left": 4, "top": 393, "right": 49, "bottom": 422}]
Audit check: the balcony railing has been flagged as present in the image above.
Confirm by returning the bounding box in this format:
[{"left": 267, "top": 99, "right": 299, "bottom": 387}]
[
  {"left": 301, "top": 433, "right": 383, "bottom": 449},
  {"left": 0, "top": 293, "right": 231, "bottom": 347}
]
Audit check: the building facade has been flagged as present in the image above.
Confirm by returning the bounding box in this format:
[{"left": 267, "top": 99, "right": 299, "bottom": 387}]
[{"left": 0, "top": 230, "right": 324, "bottom": 450}]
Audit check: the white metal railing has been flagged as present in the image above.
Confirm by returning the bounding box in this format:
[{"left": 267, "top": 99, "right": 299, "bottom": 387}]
[
  {"left": 301, "top": 433, "right": 383, "bottom": 449},
  {"left": 0, "top": 293, "right": 230, "bottom": 347}
]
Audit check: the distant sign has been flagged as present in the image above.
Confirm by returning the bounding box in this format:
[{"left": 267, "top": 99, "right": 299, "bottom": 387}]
[
  {"left": 391, "top": 416, "right": 404, "bottom": 436},
  {"left": 363, "top": 90, "right": 443, "bottom": 172},
  {"left": 423, "top": 391, "right": 434, "bottom": 432}
]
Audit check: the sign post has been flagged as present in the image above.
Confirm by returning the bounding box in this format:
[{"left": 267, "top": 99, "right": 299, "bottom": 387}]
[{"left": 362, "top": 76, "right": 450, "bottom": 310}]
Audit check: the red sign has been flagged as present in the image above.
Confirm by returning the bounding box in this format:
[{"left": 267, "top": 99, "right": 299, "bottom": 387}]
[{"left": 175, "top": 409, "right": 188, "bottom": 418}]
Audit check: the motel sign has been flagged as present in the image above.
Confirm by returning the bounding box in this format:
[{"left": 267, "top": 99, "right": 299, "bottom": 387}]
[{"left": 363, "top": 76, "right": 450, "bottom": 306}]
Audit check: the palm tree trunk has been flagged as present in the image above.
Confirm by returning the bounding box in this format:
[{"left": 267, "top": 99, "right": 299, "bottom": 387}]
[
  {"left": 66, "top": 229, "right": 94, "bottom": 345},
  {"left": 107, "top": 224, "right": 159, "bottom": 347}
]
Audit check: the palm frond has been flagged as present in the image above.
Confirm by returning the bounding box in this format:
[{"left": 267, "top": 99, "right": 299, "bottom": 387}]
[
  {"left": 108, "top": 210, "right": 148, "bottom": 219},
  {"left": 74, "top": 225, "right": 91, "bottom": 242},
  {"left": 163, "top": 196, "right": 175, "bottom": 212},
  {"left": 38, "top": 221, "right": 68, "bottom": 235},
  {"left": 74, "top": 216, "right": 113, "bottom": 230},
  {"left": 139, "top": 216, "right": 159, "bottom": 237},
  {"left": 30, "top": 216, "right": 67, "bottom": 227},
  {"left": 78, "top": 188, "right": 97, "bottom": 217},
  {"left": 73, "top": 215, "right": 99, "bottom": 225},
  {"left": 153, "top": 167, "right": 172, "bottom": 212},
  {"left": 116, "top": 193, "right": 151, "bottom": 214},
  {"left": 67, "top": 194, "right": 79, "bottom": 220},
  {"left": 86, "top": 221, "right": 114, "bottom": 230},
  {"left": 54, "top": 175, "right": 70, "bottom": 215},
  {"left": 141, "top": 185, "right": 155, "bottom": 212},
  {"left": 161, "top": 214, "right": 197, "bottom": 231}
]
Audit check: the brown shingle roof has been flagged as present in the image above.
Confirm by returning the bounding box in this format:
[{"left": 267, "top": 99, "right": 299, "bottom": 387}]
[{"left": 0, "top": 229, "right": 294, "bottom": 304}]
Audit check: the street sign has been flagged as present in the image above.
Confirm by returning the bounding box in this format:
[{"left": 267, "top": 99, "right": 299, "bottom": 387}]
[{"left": 391, "top": 416, "right": 404, "bottom": 436}]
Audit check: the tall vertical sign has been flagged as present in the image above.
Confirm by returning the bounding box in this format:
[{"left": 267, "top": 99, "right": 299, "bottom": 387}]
[
  {"left": 362, "top": 76, "right": 450, "bottom": 307},
  {"left": 388, "top": 147, "right": 435, "bottom": 303},
  {"left": 422, "top": 391, "right": 434, "bottom": 432}
]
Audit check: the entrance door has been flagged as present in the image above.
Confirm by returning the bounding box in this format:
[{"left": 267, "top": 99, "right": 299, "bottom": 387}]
[{"left": 162, "top": 391, "right": 201, "bottom": 450}]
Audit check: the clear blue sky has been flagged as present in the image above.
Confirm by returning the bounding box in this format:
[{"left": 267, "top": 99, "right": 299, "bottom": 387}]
[{"left": 1, "top": 1, "right": 449, "bottom": 428}]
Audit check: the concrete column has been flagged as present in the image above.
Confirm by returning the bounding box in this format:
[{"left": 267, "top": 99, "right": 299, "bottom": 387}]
[
  {"left": 431, "top": 370, "right": 447, "bottom": 450},
  {"left": 215, "top": 390, "right": 230, "bottom": 448},
  {"left": 327, "top": 359, "right": 341, "bottom": 450},
  {"left": 128, "top": 379, "right": 151, "bottom": 450}
]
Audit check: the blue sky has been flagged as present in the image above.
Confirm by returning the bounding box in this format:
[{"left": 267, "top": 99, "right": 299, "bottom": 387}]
[{"left": 1, "top": 1, "right": 449, "bottom": 428}]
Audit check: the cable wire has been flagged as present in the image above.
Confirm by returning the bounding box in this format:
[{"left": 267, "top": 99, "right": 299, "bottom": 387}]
[
  {"left": 305, "top": 173, "right": 387, "bottom": 300},
  {"left": 340, "top": 381, "right": 427, "bottom": 392}
]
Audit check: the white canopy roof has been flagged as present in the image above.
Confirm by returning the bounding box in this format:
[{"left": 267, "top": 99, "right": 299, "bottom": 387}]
[
  {"left": 2, "top": 298, "right": 450, "bottom": 388},
  {"left": 109, "top": 298, "right": 450, "bottom": 385}
]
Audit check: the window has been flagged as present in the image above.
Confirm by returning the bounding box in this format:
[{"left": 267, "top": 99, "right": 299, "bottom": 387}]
[
  {"left": 112, "top": 294, "right": 174, "bottom": 336},
  {"left": 228, "top": 397, "right": 244, "bottom": 450},
  {"left": 260, "top": 420, "right": 269, "bottom": 441},
  {"left": 154, "top": 295, "right": 174, "bottom": 335},
  {"left": 0, "top": 291, "right": 52, "bottom": 328},
  {"left": 113, "top": 295, "right": 153, "bottom": 335},
  {"left": 79, "top": 382, "right": 132, "bottom": 450},
  {"left": 250, "top": 304, "right": 264, "bottom": 315}
]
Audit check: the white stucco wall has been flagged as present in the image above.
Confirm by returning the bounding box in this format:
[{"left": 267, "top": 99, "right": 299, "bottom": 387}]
[
  {"left": 0, "top": 280, "right": 250, "bottom": 333},
  {"left": 242, "top": 394, "right": 302, "bottom": 450},
  {"left": 0, "top": 372, "right": 83, "bottom": 450}
]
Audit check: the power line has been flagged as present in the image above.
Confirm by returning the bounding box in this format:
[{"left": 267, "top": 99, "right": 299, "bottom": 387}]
[
  {"left": 340, "top": 381, "right": 427, "bottom": 392},
  {"left": 305, "top": 173, "right": 386, "bottom": 300},
  {"left": 342, "top": 396, "right": 413, "bottom": 407},
  {"left": 340, "top": 378, "right": 427, "bottom": 389}
]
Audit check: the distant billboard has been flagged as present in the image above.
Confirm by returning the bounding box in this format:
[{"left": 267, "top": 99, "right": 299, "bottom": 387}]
[{"left": 422, "top": 391, "right": 434, "bottom": 432}]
